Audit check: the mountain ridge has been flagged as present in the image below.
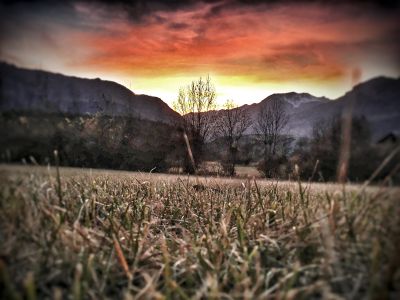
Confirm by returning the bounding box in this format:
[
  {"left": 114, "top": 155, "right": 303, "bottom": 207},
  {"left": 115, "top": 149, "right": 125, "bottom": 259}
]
[
  {"left": 240, "top": 76, "right": 400, "bottom": 139},
  {"left": 0, "top": 62, "right": 180, "bottom": 123},
  {"left": 1, "top": 62, "right": 399, "bottom": 140}
]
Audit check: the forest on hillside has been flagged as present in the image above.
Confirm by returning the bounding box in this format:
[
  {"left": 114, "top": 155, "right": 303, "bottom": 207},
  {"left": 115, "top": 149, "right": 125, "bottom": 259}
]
[{"left": 1, "top": 109, "right": 398, "bottom": 184}]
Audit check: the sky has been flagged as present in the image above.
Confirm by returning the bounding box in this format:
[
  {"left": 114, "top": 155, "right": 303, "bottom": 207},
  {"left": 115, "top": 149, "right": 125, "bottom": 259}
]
[{"left": 1, "top": 0, "right": 399, "bottom": 108}]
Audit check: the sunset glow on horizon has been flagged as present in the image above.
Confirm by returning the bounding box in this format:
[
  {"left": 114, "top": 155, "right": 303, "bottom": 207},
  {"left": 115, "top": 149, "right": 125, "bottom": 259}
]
[{"left": 1, "top": 0, "right": 399, "bottom": 108}]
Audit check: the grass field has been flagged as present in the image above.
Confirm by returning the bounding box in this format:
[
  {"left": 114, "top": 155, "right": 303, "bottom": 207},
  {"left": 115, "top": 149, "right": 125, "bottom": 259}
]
[
  {"left": 235, "top": 165, "right": 262, "bottom": 178},
  {"left": 1, "top": 164, "right": 399, "bottom": 299}
]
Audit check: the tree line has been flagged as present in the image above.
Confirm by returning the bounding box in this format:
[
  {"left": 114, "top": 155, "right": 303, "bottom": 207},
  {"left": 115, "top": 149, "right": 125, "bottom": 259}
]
[
  {"left": 173, "top": 75, "right": 290, "bottom": 177},
  {"left": 173, "top": 76, "right": 399, "bottom": 183}
]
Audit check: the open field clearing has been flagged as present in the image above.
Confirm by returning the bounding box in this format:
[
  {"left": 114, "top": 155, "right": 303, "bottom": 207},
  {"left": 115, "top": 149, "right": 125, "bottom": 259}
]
[
  {"left": 1, "top": 164, "right": 399, "bottom": 299},
  {"left": 234, "top": 165, "right": 262, "bottom": 178}
]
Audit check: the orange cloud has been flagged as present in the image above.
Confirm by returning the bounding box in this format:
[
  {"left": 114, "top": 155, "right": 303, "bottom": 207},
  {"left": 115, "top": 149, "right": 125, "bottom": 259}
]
[
  {"left": 70, "top": 1, "right": 398, "bottom": 84},
  {"left": 1, "top": 1, "right": 399, "bottom": 104}
]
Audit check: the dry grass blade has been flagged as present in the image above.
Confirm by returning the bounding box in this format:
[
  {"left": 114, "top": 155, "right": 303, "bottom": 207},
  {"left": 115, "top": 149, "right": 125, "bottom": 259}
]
[{"left": 113, "top": 234, "right": 133, "bottom": 282}]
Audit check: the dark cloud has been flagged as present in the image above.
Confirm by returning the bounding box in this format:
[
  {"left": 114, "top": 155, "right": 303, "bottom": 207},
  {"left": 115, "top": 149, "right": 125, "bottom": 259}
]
[
  {"left": 168, "top": 22, "right": 190, "bottom": 30},
  {"left": 0, "top": 0, "right": 195, "bottom": 24},
  {"left": 234, "top": 0, "right": 399, "bottom": 8},
  {"left": 1, "top": 0, "right": 399, "bottom": 24},
  {"left": 2, "top": 0, "right": 399, "bottom": 8},
  {"left": 202, "top": 0, "right": 400, "bottom": 19}
]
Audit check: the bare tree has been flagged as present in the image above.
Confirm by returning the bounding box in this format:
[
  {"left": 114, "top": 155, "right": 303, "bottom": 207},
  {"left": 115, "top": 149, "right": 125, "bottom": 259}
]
[
  {"left": 215, "top": 100, "right": 252, "bottom": 175},
  {"left": 255, "top": 98, "right": 289, "bottom": 177},
  {"left": 173, "top": 75, "right": 217, "bottom": 172}
]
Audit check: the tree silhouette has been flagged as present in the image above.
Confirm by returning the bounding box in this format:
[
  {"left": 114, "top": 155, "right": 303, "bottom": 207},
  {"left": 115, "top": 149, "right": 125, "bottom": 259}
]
[
  {"left": 173, "top": 75, "right": 217, "bottom": 172},
  {"left": 215, "top": 100, "right": 251, "bottom": 175},
  {"left": 255, "top": 98, "right": 289, "bottom": 177}
]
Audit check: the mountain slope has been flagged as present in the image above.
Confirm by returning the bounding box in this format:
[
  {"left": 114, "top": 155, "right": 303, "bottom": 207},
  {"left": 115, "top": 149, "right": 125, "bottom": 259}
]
[
  {"left": 329, "top": 77, "right": 400, "bottom": 139},
  {"left": 244, "top": 92, "right": 330, "bottom": 137},
  {"left": 242, "top": 77, "right": 400, "bottom": 140},
  {"left": 0, "top": 62, "right": 180, "bottom": 123}
]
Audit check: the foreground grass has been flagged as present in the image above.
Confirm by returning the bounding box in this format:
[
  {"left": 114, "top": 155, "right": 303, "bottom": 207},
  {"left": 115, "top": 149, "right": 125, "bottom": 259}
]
[{"left": 0, "top": 165, "right": 399, "bottom": 299}]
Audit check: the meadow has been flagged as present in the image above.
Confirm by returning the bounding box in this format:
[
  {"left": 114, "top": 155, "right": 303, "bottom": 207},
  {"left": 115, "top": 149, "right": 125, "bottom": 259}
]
[{"left": 0, "top": 164, "right": 399, "bottom": 299}]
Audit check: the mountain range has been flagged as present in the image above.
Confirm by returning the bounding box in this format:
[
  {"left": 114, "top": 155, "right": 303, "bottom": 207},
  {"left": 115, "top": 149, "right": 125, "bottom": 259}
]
[
  {"left": 245, "top": 77, "right": 400, "bottom": 140},
  {"left": 1, "top": 62, "right": 399, "bottom": 141},
  {"left": 0, "top": 62, "right": 180, "bottom": 123}
]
